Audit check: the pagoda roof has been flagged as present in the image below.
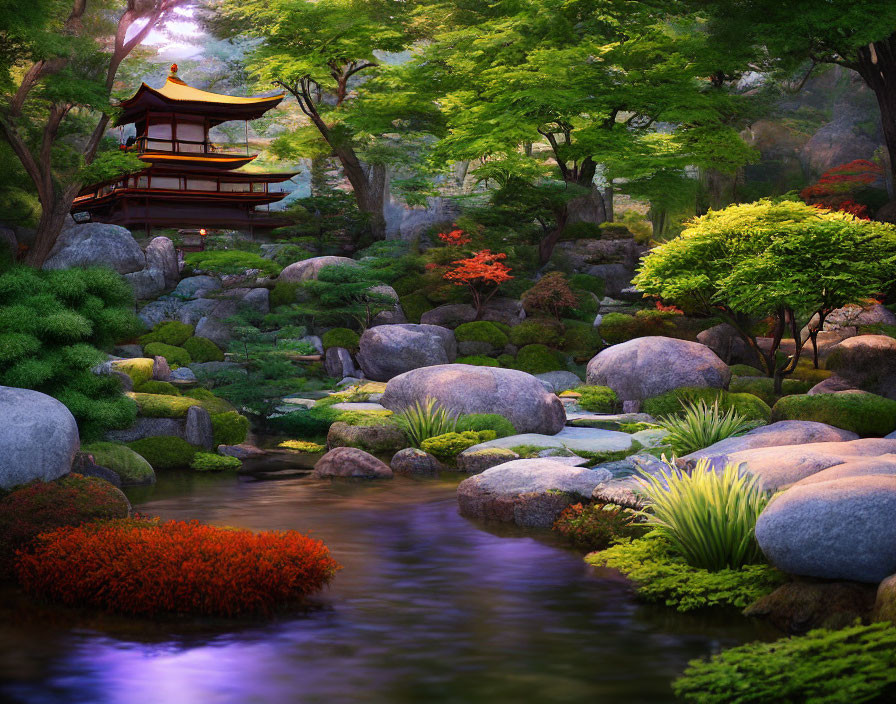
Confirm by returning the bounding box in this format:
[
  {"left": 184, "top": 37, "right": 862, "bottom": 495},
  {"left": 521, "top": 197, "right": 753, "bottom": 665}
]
[{"left": 116, "top": 73, "right": 285, "bottom": 126}]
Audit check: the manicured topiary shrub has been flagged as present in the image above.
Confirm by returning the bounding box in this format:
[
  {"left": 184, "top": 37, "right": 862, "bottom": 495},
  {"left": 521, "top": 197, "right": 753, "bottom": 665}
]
[
  {"left": 728, "top": 376, "right": 813, "bottom": 407},
  {"left": 514, "top": 344, "right": 565, "bottom": 374},
  {"left": 421, "top": 430, "right": 497, "bottom": 462},
  {"left": 191, "top": 452, "right": 242, "bottom": 472},
  {"left": 184, "top": 250, "right": 281, "bottom": 277},
  {"left": 553, "top": 502, "right": 642, "bottom": 550},
  {"left": 399, "top": 292, "right": 432, "bottom": 323},
  {"left": 134, "top": 380, "right": 181, "bottom": 396},
  {"left": 569, "top": 273, "right": 605, "bottom": 299},
  {"left": 210, "top": 411, "right": 249, "bottom": 446},
  {"left": 139, "top": 321, "right": 194, "bottom": 347},
  {"left": 81, "top": 442, "right": 155, "bottom": 485},
  {"left": 15, "top": 518, "right": 339, "bottom": 616},
  {"left": 771, "top": 392, "right": 896, "bottom": 436},
  {"left": 643, "top": 387, "right": 772, "bottom": 423},
  {"left": 321, "top": 327, "right": 360, "bottom": 352},
  {"left": 508, "top": 318, "right": 564, "bottom": 347},
  {"left": 456, "top": 413, "right": 516, "bottom": 438},
  {"left": 574, "top": 385, "right": 618, "bottom": 413},
  {"left": 132, "top": 392, "right": 200, "bottom": 418},
  {"left": 456, "top": 354, "right": 500, "bottom": 367},
  {"left": 142, "top": 342, "right": 191, "bottom": 367},
  {"left": 454, "top": 321, "right": 508, "bottom": 349},
  {"left": 561, "top": 320, "right": 602, "bottom": 354},
  {"left": 496, "top": 353, "right": 516, "bottom": 367},
  {"left": 183, "top": 336, "right": 224, "bottom": 363},
  {"left": 674, "top": 622, "right": 896, "bottom": 703},
  {"left": 112, "top": 357, "right": 155, "bottom": 386},
  {"left": 183, "top": 387, "right": 234, "bottom": 415},
  {"left": 0, "top": 475, "right": 130, "bottom": 577},
  {"left": 126, "top": 437, "right": 198, "bottom": 470},
  {"left": 599, "top": 310, "right": 677, "bottom": 344}
]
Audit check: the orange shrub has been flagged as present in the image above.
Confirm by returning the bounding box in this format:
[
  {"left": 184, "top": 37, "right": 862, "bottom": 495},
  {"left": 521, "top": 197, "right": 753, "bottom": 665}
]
[{"left": 16, "top": 519, "right": 340, "bottom": 617}]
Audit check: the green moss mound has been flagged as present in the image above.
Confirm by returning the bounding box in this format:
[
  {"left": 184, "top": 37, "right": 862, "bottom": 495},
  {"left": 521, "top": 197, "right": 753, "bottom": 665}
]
[
  {"left": 496, "top": 353, "right": 515, "bottom": 367},
  {"left": 321, "top": 327, "right": 360, "bottom": 352},
  {"left": 132, "top": 392, "right": 200, "bottom": 419},
  {"left": 112, "top": 358, "right": 155, "bottom": 387},
  {"left": 267, "top": 407, "right": 341, "bottom": 440},
  {"left": 574, "top": 385, "right": 618, "bottom": 413},
  {"left": 454, "top": 321, "right": 508, "bottom": 348},
  {"left": 514, "top": 344, "right": 565, "bottom": 374},
  {"left": 643, "top": 387, "right": 772, "bottom": 423},
  {"left": 729, "top": 363, "right": 764, "bottom": 377},
  {"left": 399, "top": 292, "right": 431, "bottom": 323},
  {"left": 674, "top": 622, "right": 896, "bottom": 703},
  {"left": 142, "top": 342, "right": 191, "bottom": 367},
  {"left": 771, "top": 392, "right": 896, "bottom": 436},
  {"left": 139, "top": 321, "right": 194, "bottom": 347},
  {"left": 190, "top": 452, "right": 242, "bottom": 472},
  {"left": 456, "top": 354, "right": 500, "bottom": 367},
  {"left": 728, "top": 376, "right": 813, "bottom": 406},
  {"left": 508, "top": 319, "right": 564, "bottom": 348},
  {"left": 134, "top": 380, "right": 180, "bottom": 396},
  {"left": 210, "top": 411, "right": 250, "bottom": 446},
  {"left": 569, "top": 274, "right": 605, "bottom": 299},
  {"left": 126, "top": 437, "right": 198, "bottom": 470},
  {"left": 182, "top": 388, "right": 234, "bottom": 415},
  {"left": 182, "top": 336, "right": 224, "bottom": 363},
  {"left": 421, "top": 430, "right": 497, "bottom": 462},
  {"left": 269, "top": 280, "right": 301, "bottom": 308},
  {"left": 184, "top": 250, "right": 281, "bottom": 277},
  {"left": 561, "top": 320, "right": 602, "bottom": 354},
  {"left": 456, "top": 413, "right": 516, "bottom": 438},
  {"left": 81, "top": 442, "right": 155, "bottom": 485}
]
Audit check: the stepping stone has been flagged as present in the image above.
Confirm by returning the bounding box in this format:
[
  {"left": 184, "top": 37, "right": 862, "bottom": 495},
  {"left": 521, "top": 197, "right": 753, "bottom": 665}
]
[
  {"left": 329, "top": 402, "right": 387, "bottom": 412},
  {"left": 464, "top": 427, "right": 635, "bottom": 455}
]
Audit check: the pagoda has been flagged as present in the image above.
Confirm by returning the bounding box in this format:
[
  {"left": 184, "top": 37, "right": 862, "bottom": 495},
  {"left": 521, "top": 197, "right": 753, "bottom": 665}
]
[{"left": 72, "top": 65, "right": 297, "bottom": 234}]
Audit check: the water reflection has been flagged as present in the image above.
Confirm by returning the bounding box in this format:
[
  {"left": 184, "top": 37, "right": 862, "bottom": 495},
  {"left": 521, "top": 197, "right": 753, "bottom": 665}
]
[{"left": 0, "top": 473, "right": 773, "bottom": 704}]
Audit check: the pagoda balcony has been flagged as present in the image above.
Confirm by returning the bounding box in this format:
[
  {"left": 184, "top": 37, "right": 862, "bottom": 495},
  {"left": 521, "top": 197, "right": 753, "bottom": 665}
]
[{"left": 127, "top": 136, "right": 248, "bottom": 157}]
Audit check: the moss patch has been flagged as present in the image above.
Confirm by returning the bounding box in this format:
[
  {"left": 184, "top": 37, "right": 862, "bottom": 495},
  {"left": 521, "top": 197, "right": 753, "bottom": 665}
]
[
  {"left": 111, "top": 358, "right": 154, "bottom": 387},
  {"left": 126, "top": 437, "right": 198, "bottom": 470},
  {"left": 643, "top": 387, "right": 772, "bottom": 423},
  {"left": 142, "top": 342, "right": 191, "bottom": 367},
  {"left": 183, "top": 336, "right": 224, "bottom": 363},
  {"left": 210, "top": 411, "right": 250, "bottom": 446},
  {"left": 81, "top": 442, "right": 155, "bottom": 485},
  {"left": 771, "top": 392, "right": 896, "bottom": 437},
  {"left": 131, "top": 392, "right": 200, "bottom": 419},
  {"left": 139, "top": 321, "right": 194, "bottom": 347}
]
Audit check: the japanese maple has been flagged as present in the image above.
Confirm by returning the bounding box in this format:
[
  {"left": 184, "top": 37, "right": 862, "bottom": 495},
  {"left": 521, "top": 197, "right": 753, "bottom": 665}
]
[
  {"left": 800, "top": 160, "right": 884, "bottom": 219},
  {"left": 443, "top": 250, "right": 513, "bottom": 319},
  {"left": 437, "top": 229, "right": 472, "bottom": 246}
]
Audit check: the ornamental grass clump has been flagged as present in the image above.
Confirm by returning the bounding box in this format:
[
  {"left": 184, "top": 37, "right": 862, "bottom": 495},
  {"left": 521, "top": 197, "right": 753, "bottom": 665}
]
[
  {"left": 393, "top": 397, "right": 458, "bottom": 447},
  {"left": 15, "top": 518, "right": 340, "bottom": 617},
  {"left": 636, "top": 459, "right": 769, "bottom": 571},
  {"left": 656, "top": 398, "right": 759, "bottom": 455}
]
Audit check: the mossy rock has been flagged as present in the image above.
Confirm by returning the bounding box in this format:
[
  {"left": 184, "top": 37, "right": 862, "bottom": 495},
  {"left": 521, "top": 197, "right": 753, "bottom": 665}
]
[
  {"left": 729, "top": 363, "right": 765, "bottom": 377},
  {"left": 278, "top": 440, "right": 326, "bottom": 453},
  {"left": 421, "top": 430, "right": 497, "bottom": 462},
  {"left": 81, "top": 442, "right": 156, "bottom": 486},
  {"left": 131, "top": 392, "right": 201, "bottom": 419},
  {"left": 190, "top": 452, "right": 242, "bottom": 472},
  {"left": 142, "top": 342, "right": 191, "bottom": 367},
  {"left": 210, "top": 411, "right": 249, "bottom": 446},
  {"left": 399, "top": 292, "right": 432, "bottom": 324},
  {"left": 729, "top": 376, "right": 813, "bottom": 407},
  {"left": 321, "top": 327, "right": 360, "bottom": 352},
  {"left": 456, "top": 354, "right": 500, "bottom": 367},
  {"left": 182, "top": 388, "right": 235, "bottom": 415},
  {"left": 573, "top": 385, "right": 618, "bottom": 413},
  {"left": 454, "top": 321, "right": 509, "bottom": 351},
  {"left": 791, "top": 360, "right": 833, "bottom": 385},
  {"left": 456, "top": 413, "right": 516, "bottom": 438},
  {"left": 327, "top": 421, "right": 408, "bottom": 455},
  {"left": 139, "top": 321, "right": 194, "bottom": 347},
  {"left": 508, "top": 318, "right": 565, "bottom": 348},
  {"left": 111, "top": 358, "right": 155, "bottom": 387},
  {"left": 514, "top": 344, "right": 566, "bottom": 374},
  {"left": 183, "top": 336, "right": 224, "bottom": 363},
  {"left": 771, "top": 392, "right": 896, "bottom": 437},
  {"left": 126, "top": 436, "right": 198, "bottom": 470},
  {"left": 134, "top": 380, "right": 181, "bottom": 396},
  {"left": 643, "top": 387, "right": 772, "bottom": 423}
]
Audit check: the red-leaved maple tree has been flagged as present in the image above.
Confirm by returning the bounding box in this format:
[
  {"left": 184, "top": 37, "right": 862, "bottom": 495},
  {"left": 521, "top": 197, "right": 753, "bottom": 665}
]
[
  {"left": 800, "top": 159, "right": 884, "bottom": 219},
  {"left": 443, "top": 249, "right": 513, "bottom": 319},
  {"left": 437, "top": 229, "right": 472, "bottom": 246}
]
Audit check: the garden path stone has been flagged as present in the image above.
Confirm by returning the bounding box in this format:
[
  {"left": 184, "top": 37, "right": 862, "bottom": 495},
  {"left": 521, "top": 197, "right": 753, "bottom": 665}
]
[
  {"left": 328, "top": 402, "right": 387, "bottom": 412},
  {"left": 464, "top": 426, "right": 635, "bottom": 455},
  {"left": 565, "top": 412, "right": 656, "bottom": 428}
]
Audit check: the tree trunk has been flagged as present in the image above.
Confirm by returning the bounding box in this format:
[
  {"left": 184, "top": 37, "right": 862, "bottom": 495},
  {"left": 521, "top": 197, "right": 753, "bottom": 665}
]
[
  {"left": 538, "top": 184, "right": 609, "bottom": 264},
  {"left": 855, "top": 34, "right": 896, "bottom": 190},
  {"left": 25, "top": 186, "right": 78, "bottom": 267},
  {"left": 333, "top": 145, "right": 386, "bottom": 240}
]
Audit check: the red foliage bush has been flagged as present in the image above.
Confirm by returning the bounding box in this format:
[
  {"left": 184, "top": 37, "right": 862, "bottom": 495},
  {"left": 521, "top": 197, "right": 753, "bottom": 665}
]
[
  {"left": 16, "top": 518, "right": 340, "bottom": 617},
  {"left": 522, "top": 272, "right": 579, "bottom": 319},
  {"left": 800, "top": 159, "right": 884, "bottom": 219},
  {"left": 443, "top": 249, "right": 513, "bottom": 318},
  {"left": 437, "top": 228, "right": 472, "bottom": 246},
  {"left": 0, "top": 474, "right": 129, "bottom": 578},
  {"left": 552, "top": 502, "right": 642, "bottom": 550}
]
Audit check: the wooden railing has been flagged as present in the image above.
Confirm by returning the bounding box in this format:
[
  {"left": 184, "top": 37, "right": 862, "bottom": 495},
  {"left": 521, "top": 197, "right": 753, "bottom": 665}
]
[{"left": 126, "top": 136, "right": 245, "bottom": 156}]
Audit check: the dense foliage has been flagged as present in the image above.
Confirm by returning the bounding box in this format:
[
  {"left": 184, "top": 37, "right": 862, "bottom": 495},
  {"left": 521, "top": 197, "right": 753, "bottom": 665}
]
[
  {"left": 552, "top": 503, "right": 642, "bottom": 551},
  {"left": 656, "top": 399, "right": 759, "bottom": 455}
]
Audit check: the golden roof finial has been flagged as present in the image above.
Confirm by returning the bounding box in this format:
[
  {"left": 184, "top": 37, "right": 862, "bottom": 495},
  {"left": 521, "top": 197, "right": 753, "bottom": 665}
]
[{"left": 169, "top": 63, "right": 178, "bottom": 78}]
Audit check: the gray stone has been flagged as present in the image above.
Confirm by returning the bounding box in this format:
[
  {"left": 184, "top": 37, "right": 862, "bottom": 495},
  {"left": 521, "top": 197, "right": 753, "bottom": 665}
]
[
  {"left": 464, "top": 426, "right": 636, "bottom": 455},
  {"left": 792, "top": 455, "right": 896, "bottom": 486},
  {"left": 124, "top": 267, "right": 166, "bottom": 300},
  {"left": 194, "top": 316, "right": 232, "bottom": 347},
  {"left": 184, "top": 405, "right": 214, "bottom": 449},
  {"left": 756, "top": 475, "right": 896, "bottom": 582},
  {"left": 43, "top": 222, "right": 145, "bottom": 274},
  {"left": 105, "top": 417, "right": 184, "bottom": 443},
  {"left": 312, "top": 447, "right": 393, "bottom": 479},
  {"left": 586, "top": 336, "right": 730, "bottom": 402},
  {"left": 390, "top": 448, "right": 443, "bottom": 477},
  {"left": 420, "top": 298, "right": 526, "bottom": 329},
  {"left": 325, "top": 347, "right": 357, "bottom": 379},
  {"left": 622, "top": 400, "right": 642, "bottom": 414},
  {"left": 826, "top": 335, "right": 896, "bottom": 400},
  {"left": 535, "top": 370, "right": 582, "bottom": 394},
  {"left": 72, "top": 452, "right": 122, "bottom": 488},
  {"left": 457, "top": 459, "right": 607, "bottom": 527},
  {"left": 0, "top": 386, "right": 80, "bottom": 489},
  {"left": 113, "top": 344, "right": 143, "bottom": 358},
  {"left": 369, "top": 285, "right": 406, "bottom": 326},
  {"left": 807, "top": 376, "right": 858, "bottom": 395},
  {"left": 697, "top": 323, "right": 761, "bottom": 367},
  {"left": 145, "top": 236, "right": 179, "bottom": 287},
  {"left": 151, "top": 355, "right": 171, "bottom": 381},
  {"left": 327, "top": 421, "right": 407, "bottom": 455},
  {"left": 241, "top": 287, "right": 270, "bottom": 314},
  {"left": 279, "top": 256, "right": 359, "bottom": 283},
  {"left": 137, "top": 298, "right": 184, "bottom": 328},
  {"left": 381, "top": 364, "right": 566, "bottom": 435},
  {"left": 110, "top": 370, "right": 133, "bottom": 392},
  {"left": 177, "top": 299, "right": 219, "bottom": 325},
  {"left": 357, "top": 324, "right": 457, "bottom": 381},
  {"left": 299, "top": 335, "right": 324, "bottom": 355},
  {"left": 190, "top": 361, "right": 243, "bottom": 376},
  {"left": 172, "top": 275, "right": 221, "bottom": 299},
  {"left": 825, "top": 303, "right": 896, "bottom": 330},
  {"left": 219, "top": 444, "right": 267, "bottom": 460},
  {"left": 169, "top": 367, "right": 197, "bottom": 384},
  {"left": 456, "top": 448, "right": 521, "bottom": 474}
]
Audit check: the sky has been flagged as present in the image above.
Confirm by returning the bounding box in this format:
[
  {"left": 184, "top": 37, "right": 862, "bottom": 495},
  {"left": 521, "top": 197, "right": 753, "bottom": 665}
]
[{"left": 135, "top": 5, "right": 206, "bottom": 60}]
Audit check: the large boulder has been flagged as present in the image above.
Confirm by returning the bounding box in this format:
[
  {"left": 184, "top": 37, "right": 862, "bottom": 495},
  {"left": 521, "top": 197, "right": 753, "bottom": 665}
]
[
  {"left": 311, "top": 447, "right": 393, "bottom": 479},
  {"left": 327, "top": 421, "right": 408, "bottom": 455},
  {"left": 792, "top": 455, "right": 896, "bottom": 487},
  {"left": 0, "top": 386, "right": 80, "bottom": 489},
  {"left": 697, "top": 323, "right": 760, "bottom": 367},
  {"left": 390, "top": 448, "right": 443, "bottom": 477},
  {"left": 755, "top": 475, "right": 896, "bottom": 582},
  {"left": 824, "top": 302, "right": 896, "bottom": 330},
  {"left": 457, "top": 459, "right": 606, "bottom": 527},
  {"left": 172, "top": 275, "right": 221, "bottom": 299},
  {"left": 586, "top": 336, "right": 730, "bottom": 402},
  {"left": 194, "top": 316, "right": 232, "bottom": 348},
  {"left": 357, "top": 324, "right": 457, "bottom": 381},
  {"left": 184, "top": 406, "right": 214, "bottom": 450},
  {"left": 124, "top": 267, "right": 166, "bottom": 300},
  {"left": 380, "top": 364, "right": 566, "bottom": 435},
  {"left": 144, "top": 236, "right": 179, "bottom": 287},
  {"left": 535, "top": 370, "right": 583, "bottom": 394},
  {"left": 825, "top": 335, "right": 896, "bottom": 399},
  {"left": 420, "top": 298, "right": 525, "bottom": 328},
  {"left": 278, "top": 256, "right": 358, "bottom": 283},
  {"left": 43, "top": 222, "right": 145, "bottom": 274}
]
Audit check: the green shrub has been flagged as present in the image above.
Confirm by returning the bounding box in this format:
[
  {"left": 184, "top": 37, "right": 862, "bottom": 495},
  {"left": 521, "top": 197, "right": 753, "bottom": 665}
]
[
  {"left": 270, "top": 280, "right": 301, "bottom": 308},
  {"left": 729, "top": 363, "right": 764, "bottom": 377},
  {"left": 553, "top": 502, "right": 642, "bottom": 550},
  {"left": 142, "top": 342, "right": 191, "bottom": 367},
  {"left": 657, "top": 399, "right": 760, "bottom": 455},
  {"left": 674, "top": 622, "right": 896, "bottom": 703},
  {"left": 561, "top": 320, "right": 602, "bottom": 354},
  {"left": 126, "top": 437, "right": 198, "bottom": 470},
  {"left": 771, "top": 392, "right": 896, "bottom": 436},
  {"left": 393, "top": 397, "right": 458, "bottom": 447},
  {"left": 182, "top": 336, "right": 224, "bottom": 363},
  {"left": 574, "top": 385, "right": 618, "bottom": 413},
  {"left": 643, "top": 388, "right": 772, "bottom": 423},
  {"left": 599, "top": 310, "right": 678, "bottom": 344},
  {"left": 421, "top": 430, "right": 497, "bottom": 462},
  {"left": 791, "top": 359, "right": 834, "bottom": 384},
  {"left": 139, "top": 321, "right": 194, "bottom": 347},
  {"left": 321, "top": 327, "right": 360, "bottom": 352},
  {"left": 81, "top": 442, "right": 155, "bottom": 485},
  {"left": 184, "top": 250, "right": 281, "bottom": 277},
  {"left": 134, "top": 380, "right": 180, "bottom": 396},
  {"left": 508, "top": 318, "right": 564, "bottom": 347},
  {"left": 399, "top": 292, "right": 432, "bottom": 323},
  {"left": 267, "top": 406, "right": 340, "bottom": 439},
  {"left": 637, "top": 459, "right": 770, "bottom": 570},
  {"left": 728, "top": 376, "right": 813, "bottom": 406},
  {"left": 111, "top": 358, "right": 155, "bottom": 387},
  {"left": 496, "top": 353, "right": 516, "bottom": 367},
  {"left": 190, "top": 452, "right": 242, "bottom": 472},
  {"left": 182, "top": 388, "right": 234, "bottom": 415},
  {"left": 456, "top": 413, "right": 516, "bottom": 438},
  {"left": 454, "top": 321, "right": 508, "bottom": 348},
  {"left": 132, "top": 392, "right": 200, "bottom": 419},
  {"left": 456, "top": 354, "right": 500, "bottom": 367},
  {"left": 211, "top": 411, "right": 250, "bottom": 446},
  {"left": 279, "top": 440, "right": 326, "bottom": 453},
  {"left": 587, "top": 531, "right": 784, "bottom": 612},
  {"left": 514, "top": 344, "right": 565, "bottom": 374},
  {"left": 569, "top": 274, "right": 605, "bottom": 299}
]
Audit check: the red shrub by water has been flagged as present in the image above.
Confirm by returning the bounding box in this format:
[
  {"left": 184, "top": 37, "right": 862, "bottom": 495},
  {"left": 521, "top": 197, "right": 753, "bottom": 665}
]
[{"left": 16, "top": 519, "right": 340, "bottom": 617}]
